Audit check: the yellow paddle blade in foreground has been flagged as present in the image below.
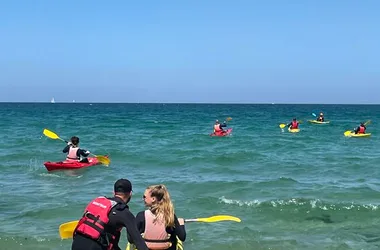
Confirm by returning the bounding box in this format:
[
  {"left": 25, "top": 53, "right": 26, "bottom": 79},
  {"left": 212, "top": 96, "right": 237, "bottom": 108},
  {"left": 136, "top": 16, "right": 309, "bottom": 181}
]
[
  {"left": 43, "top": 128, "right": 62, "bottom": 140},
  {"left": 279, "top": 124, "right": 286, "bottom": 129},
  {"left": 185, "top": 215, "right": 241, "bottom": 223},
  {"left": 59, "top": 220, "right": 78, "bottom": 239}
]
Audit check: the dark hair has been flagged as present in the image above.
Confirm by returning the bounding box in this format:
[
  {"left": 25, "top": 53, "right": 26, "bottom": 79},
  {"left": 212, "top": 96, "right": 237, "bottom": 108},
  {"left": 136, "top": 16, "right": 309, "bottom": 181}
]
[{"left": 70, "top": 136, "right": 79, "bottom": 145}]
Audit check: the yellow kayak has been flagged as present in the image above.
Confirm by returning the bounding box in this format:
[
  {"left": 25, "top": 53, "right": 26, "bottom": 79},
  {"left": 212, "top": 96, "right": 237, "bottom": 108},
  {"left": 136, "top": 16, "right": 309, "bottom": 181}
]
[
  {"left": 126, "top": 237, "right": 184, "bottom": 250},
  {"left": 308, "top": 120, "right": 330, "bottom": 124},
  {"left": 344, "top": 131, "right": 371, "bottom": 137},
  {"left": 288, "top": 127, "right": 300, "bottom": 133}
]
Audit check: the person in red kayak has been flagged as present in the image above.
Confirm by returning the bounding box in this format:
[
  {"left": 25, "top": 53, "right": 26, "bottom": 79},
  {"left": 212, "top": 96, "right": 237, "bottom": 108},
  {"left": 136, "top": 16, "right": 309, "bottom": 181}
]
[
  {"left": 63, "top": 136, "right": 90, "bottom": 163},
  {"left": 213, "top": 120, "right": 227, "bottom": 135},
  {"left": 354, "top": 122, "right": 366, "bottom": 134},
  {"left": 287, "top": 118, "right": 299, "bottom": 129},
  {"left": 71, "top": 179, "right": 149, "bottom": 250},
  {"left": 317, "top": 112, "right": 325, "bottom": 122}
]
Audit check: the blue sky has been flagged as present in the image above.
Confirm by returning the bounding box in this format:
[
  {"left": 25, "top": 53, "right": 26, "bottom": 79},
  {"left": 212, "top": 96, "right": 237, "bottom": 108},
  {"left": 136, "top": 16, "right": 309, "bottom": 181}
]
[{"left": 0, "top": 1, "right": 379, "bottom": 103}]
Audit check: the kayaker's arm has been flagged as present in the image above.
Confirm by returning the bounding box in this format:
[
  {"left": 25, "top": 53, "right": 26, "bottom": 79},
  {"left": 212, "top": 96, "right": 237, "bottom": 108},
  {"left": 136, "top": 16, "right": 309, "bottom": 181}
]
[
  {"left": 124, "top": 210, "right": 149, "bottom": 250},
  {"left": 62, "top": 145, "right": 70, "bottom": 153},
  {"left": 220, "top": 123, "right": 227, "bottom": 128},
  {"left": 173, "top": 214, "right": 186, "bottom": 241},
  {"left": 77, "top": 149, "right": 90, "bottom": 157},
  {"left": 127, "top": 211, "right": 145, "bottom": 243}
]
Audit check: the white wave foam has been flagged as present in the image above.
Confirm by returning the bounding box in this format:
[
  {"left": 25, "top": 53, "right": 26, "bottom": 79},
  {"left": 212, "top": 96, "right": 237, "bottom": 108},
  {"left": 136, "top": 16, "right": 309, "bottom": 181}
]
[
  {"left": 219, "top": 196, "right": 261, "bottom": 206},
  {"left": 218, "top": 197, "right": 379, "bottom": 211}
]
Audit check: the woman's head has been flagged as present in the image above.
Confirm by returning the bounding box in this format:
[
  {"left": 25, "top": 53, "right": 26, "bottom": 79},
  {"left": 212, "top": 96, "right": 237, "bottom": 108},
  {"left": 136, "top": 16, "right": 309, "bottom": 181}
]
[
  {"left": 143, "top": 184, "right": 175, "bottom": 227},
  {"left": 70, "top": 136, "right": 80, "bottom": 146}
]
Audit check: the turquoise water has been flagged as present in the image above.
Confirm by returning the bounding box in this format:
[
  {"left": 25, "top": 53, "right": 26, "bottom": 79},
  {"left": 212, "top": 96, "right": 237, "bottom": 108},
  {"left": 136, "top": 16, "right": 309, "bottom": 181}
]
[{"left": 1, "top": 103, "right": 380, "bottom": 250}]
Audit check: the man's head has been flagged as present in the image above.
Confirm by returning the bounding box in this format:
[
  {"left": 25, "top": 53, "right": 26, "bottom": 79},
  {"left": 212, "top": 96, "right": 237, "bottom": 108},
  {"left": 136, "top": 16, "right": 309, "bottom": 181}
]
[{"left": 114, "top": 179, "right": 133, "bottom": 203}]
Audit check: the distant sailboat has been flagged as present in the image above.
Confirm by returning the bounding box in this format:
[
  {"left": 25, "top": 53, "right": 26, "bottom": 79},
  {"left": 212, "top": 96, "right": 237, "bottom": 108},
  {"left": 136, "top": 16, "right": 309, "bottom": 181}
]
[
  {"left": 51, "top": 97, "right": 55, "bottom": 103},
  {"left": 72, "top": 100, "right": 75, "bottom": 103}
]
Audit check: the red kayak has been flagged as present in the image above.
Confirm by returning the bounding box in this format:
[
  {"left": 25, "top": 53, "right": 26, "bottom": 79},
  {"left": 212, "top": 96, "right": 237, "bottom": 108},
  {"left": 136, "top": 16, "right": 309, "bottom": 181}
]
[
  {"left": 210, "top": 128, "right": 233, "bottom": 137},
  {"left": 43, "top": 157, "right": 105, "bottom": 171}
]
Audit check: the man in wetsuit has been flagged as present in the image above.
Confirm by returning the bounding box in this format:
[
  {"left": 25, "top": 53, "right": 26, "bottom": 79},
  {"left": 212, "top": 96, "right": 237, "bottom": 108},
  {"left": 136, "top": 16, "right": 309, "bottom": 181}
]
[
  {"left": 317, "top": 112, "right": 325, "bottom": 122},
  {"left": 71, "top": 179, "right": 149, "bottom": 250},
  {"left": 354, "top": 122, "right": 366, "bottom": 134}
]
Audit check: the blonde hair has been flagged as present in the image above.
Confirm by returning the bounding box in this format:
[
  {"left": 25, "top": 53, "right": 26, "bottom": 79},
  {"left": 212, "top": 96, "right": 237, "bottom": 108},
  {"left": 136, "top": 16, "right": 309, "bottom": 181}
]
[{"left": 147, "top": 184, "right": 175, "bottom": 228}]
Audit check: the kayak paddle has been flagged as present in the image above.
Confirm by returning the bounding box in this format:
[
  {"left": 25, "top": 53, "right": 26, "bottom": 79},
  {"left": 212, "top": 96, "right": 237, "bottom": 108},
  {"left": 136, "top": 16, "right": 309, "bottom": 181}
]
[
  {"left": 184, "top": 215, "right": 241, "bottom": 223},
  {"left": 43, "top": 129, "right": 110, "bottom": 166},
  {"left": 58, "top": 215, "right": 241, "bottom": 239},
  {"left": 312, "top": 113, "right": 317, "bottom": 117}
]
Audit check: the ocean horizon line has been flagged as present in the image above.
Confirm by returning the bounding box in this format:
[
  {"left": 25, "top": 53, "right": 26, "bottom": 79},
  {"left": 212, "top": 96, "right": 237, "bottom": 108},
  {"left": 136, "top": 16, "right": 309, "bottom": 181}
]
[{"left": 0, "top": 101, "right": 379, "bottom": 105}]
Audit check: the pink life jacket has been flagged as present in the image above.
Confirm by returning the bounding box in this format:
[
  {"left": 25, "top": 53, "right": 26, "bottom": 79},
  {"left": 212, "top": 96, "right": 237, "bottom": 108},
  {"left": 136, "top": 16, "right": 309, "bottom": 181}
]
[
  {"left": 66, "top": 147, "right": 79, "bottom": 162},
  {"left": 142, "top": 210, "right": 172, "bottom": 250},
  {"left": 74, "top": 196, "right": 121, "bottom": 250}
]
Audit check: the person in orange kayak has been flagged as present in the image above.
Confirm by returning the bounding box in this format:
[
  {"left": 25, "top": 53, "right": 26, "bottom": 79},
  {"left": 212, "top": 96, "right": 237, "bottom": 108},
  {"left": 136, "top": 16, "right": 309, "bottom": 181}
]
[
  {"left": 213, "top": 120, "right": 227, "bottom": 135},
  {"left": 287, "top": 118, "right": 299, "bottom": 129},
  {"left": 63, "top": 136, "right": 90, "bottom": 163},
  {"left": 317, "top": 112, "right": 325, "bottom": 122},
  {"left": 130, "top": 184, "right": 186, "bottom": 250},
  {"left": 354, "top": 122, "right": 366, "bottom": 134}
]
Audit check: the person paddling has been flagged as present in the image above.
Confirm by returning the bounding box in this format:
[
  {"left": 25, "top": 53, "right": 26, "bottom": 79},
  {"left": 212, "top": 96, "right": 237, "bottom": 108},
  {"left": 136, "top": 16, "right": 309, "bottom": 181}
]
[
  {"left": 72, "top": 179, "right": 149, "bottom": 250},
  {"left": 63, "top": 136, "right": 91, "bottom": 163},
  {"left": 317, "top": 112, "right": 325, "bottom": 122},
  {"left": 130, "top": 184, "right": 186, "bottom": 250},
  {"left": 287, "top": 118, "right": 299, "bottom": 129},
  {"left": 354, "top": 122, "right": 366, "bottom": 134},
  {"left": 213, "top": 120, "right": 227, "bottom": 136}
]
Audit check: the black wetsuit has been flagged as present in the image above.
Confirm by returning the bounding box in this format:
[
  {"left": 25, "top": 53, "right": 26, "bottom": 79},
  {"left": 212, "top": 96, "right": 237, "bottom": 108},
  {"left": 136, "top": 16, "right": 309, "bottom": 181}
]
[
  {"left": 72, "top": 197, "right": 149, "bottom": 250},
  {"left": 129, "top": 211, "right": 186, "bottom": 250},
  {"left": 63, "top": 145, "right": 90, "bottom": 163},
  {"left": 354, "top": 125, "right": 366, "bottom": 134},
  {"left": 317, "top": 116, "right": 324, "bottom": 122}
]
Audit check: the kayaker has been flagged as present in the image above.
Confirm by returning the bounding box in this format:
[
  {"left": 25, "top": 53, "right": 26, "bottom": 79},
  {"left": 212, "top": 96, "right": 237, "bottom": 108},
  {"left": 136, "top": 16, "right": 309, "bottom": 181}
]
[
  {"left": 71, "top": 179, "right": 149, "bottom": 250},
  {"left": 317, "top": 112, "right": 325, "bottom": 122},
  {"left": 287, "top": 118, "right": 299, "bottom": 129},
  {"left": 63, "top": 136, "right": 90, "bottom": 163},
  {"left": 354, "top": 122, "right": 366, "bottom": 134},
  {"left": 130, "top": 184, "right": 186, "bottom": 250},
  {"left": 213, "top": 120, "right": 227, "bottom": 135}
]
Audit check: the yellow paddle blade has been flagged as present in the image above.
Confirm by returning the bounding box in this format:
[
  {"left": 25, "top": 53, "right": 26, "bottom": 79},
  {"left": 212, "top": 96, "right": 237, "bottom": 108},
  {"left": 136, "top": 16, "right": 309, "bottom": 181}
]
[
  {"left": 279, "top": 124, "right": 286, "bottom": 129},
  {"left": 59, "top": 220, "right": 78, "bottom": 239},
  {"left": 95, "top": 155, "right": 111, "bottom": 166},
  {"left": 187, "top": 215, "right": 241, "bottom": 223},
  {"left": 43, "top": 129, "right": 61, "bottom": 140},
  {"left": 226, "top": 117, "right": 232, "bottom": 121},
  {"left": 344, "top": 130, "right": 352, "bottom": 136}
]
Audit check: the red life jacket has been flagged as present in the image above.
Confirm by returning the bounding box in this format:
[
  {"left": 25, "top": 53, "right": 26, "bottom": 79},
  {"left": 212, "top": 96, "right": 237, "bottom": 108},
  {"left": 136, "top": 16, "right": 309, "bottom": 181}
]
[
  {"left": 214, "top": 124, "right": 221, "bottom": 132},
  {"left": 291, "top": 121, "right": 298, "bottom": 129},
  {"left": 358, "top": 126, "right": 365, "bottom": 134},
  {"left": 74, "top": 196, "right": 121, "bottom": 249}
]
